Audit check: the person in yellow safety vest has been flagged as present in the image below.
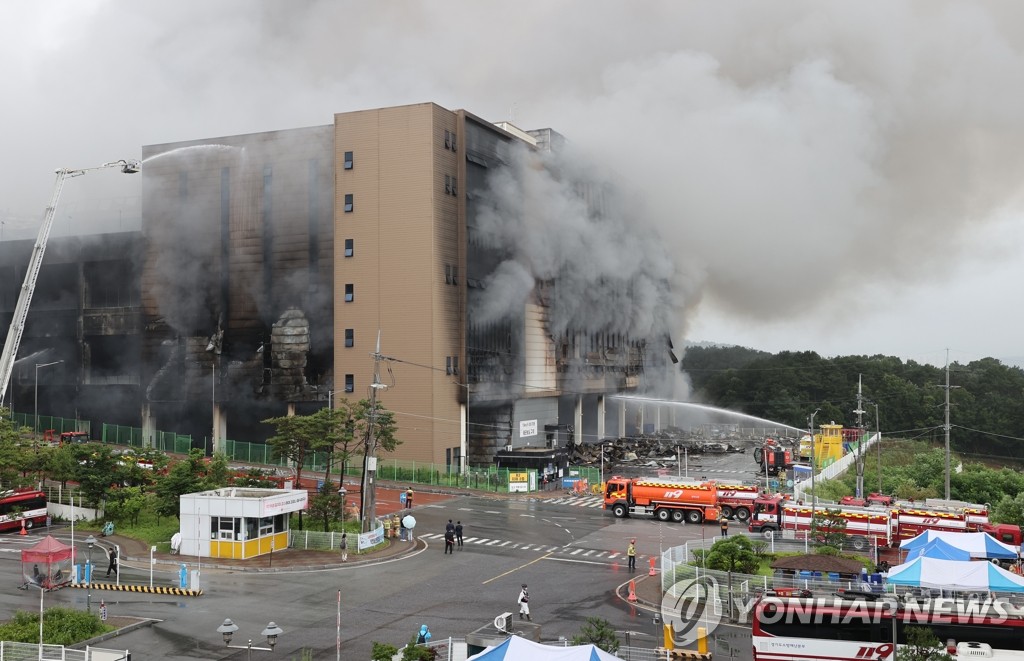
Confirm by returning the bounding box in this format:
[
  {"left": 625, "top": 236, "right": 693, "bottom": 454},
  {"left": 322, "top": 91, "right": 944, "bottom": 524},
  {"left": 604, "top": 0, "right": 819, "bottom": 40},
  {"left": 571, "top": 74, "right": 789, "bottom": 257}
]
[
  {"left": 392, "top": 514, "right": 401, "bottom": 538},
  {"left": 383, "top": 516, "right": 391, "bottom": 538},
  {"left": 627, "top": 539, "right": 637, "bottom": 571}
]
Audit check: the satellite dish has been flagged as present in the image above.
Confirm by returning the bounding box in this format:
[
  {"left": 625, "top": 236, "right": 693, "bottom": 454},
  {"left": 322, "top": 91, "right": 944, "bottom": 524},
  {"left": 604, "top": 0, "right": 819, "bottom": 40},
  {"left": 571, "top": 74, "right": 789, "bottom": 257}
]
[{"left": 402, "top": 515, "right": 416, "bottom": 529}]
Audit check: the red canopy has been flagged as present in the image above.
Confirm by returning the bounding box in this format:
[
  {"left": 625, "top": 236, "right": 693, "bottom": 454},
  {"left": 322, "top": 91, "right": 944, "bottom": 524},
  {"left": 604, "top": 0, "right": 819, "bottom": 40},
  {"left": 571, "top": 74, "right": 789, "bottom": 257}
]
[{"left": 21, "top": 535, "right": 72, "bottom": 563}]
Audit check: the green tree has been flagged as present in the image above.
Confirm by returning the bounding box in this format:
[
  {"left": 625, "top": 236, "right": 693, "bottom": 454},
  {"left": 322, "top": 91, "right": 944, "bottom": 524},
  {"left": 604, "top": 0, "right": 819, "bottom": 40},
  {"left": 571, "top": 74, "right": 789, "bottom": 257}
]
[
  {"left": 262, "top": 412, "right": 334, "bottom": 490},
  {"left": 46, "top": 445, "right": 78, "bottom": 489},
  {"left": 811, "top": 508, "right": 848, "bottom": 550},
  {"left": 897, "top": 625, "right": 953, "bottom": 661},
  {"left": 153, "top": 450, "right": 207, "bottom": 520},
  {"left": 202, "top": 452, "right": 232, "bottom": 490},
  {"left": 105, "top": 486, "right": 147, "bottom": 526},
  {"left": 571, "top": 616, "right": 621, "bottom": 654},
  {"left": 308, "top": 482, "right": 343, "bottom": 532},
  {"left": 370, "top": 642, "right": 399, "bottom": 661},
  {"left": 69, "top": 444, "right": 123, "bottom": 508},
  {"left": 704, "top": 536, "right": 759, "bottom": 574},
  {"left": 993, "top": 492, "right": 1024, "bottom": 528}
]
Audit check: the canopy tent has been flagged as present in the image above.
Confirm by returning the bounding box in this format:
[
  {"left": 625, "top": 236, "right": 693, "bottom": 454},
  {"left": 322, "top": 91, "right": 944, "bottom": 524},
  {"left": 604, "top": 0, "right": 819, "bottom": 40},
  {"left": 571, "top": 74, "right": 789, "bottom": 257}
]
[
  {"left": 467, "top": 636, "right": 625, "bottom": 661},
  {"left": 887, "top": 557, "right": 1024, "bottom": 593},
  {"left": 20, "top": 535, "right": 73, "bottom": 590},
  {"left": 905, "top": 537, "right": 972, "bottom": 562},
  {"left": 900, "top": 531, "right": 1018, "bottom": 560}
]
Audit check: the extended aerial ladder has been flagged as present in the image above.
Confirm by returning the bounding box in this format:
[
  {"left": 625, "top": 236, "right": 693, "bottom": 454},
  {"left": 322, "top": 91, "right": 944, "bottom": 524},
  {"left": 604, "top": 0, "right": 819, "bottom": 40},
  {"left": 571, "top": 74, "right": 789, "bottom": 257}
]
[{"left": 0, "top": 160, "right": 140, "bottom": 404}]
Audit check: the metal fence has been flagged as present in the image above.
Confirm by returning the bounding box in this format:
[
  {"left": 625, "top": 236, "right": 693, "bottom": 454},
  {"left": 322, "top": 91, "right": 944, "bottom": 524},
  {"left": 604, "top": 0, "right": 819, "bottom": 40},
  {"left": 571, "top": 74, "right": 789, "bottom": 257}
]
[
  {"left": 0, "top": 641, "right": 128, "bottom": 661},
  {"left": 289, "top": 521, "right": 386, "bottom": 553}
]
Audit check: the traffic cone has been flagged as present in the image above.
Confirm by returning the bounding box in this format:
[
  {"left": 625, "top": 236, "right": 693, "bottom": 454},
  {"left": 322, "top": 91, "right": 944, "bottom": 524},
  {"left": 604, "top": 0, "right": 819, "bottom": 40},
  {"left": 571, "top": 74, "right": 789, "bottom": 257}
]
[
  {"left": 627, "top": 579, "right": 637, "bottom": 602},
  {"left": 19, "top": 520, "right": 27, "bottom": 536},
  {"left": 649, "top": 556, "right": 656, "bottom": 576}
]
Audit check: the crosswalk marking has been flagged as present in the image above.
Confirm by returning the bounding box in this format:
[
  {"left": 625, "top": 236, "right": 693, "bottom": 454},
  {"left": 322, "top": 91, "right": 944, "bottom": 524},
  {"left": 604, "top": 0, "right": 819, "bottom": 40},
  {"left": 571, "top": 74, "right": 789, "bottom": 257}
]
[
  {"left": 415, "top": 532, "right": 645, "bottom": 561},
  {"left": 543, "top": 496, "right": 605, "bottom": 508}
]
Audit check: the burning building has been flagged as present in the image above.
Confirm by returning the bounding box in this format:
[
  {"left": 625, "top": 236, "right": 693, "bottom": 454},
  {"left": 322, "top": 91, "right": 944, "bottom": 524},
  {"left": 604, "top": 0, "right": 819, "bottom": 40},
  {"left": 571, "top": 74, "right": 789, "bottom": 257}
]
[{"left": 2, "top": 102, "right": 679, "bottom": 468}]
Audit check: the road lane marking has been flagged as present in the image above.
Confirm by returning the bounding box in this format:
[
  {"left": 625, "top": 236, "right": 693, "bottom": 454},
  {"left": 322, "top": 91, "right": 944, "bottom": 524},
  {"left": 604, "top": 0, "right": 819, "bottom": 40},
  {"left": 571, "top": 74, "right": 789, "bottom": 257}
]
[{"left": 482, "top": 551, "right": 553, "bottom": 585}]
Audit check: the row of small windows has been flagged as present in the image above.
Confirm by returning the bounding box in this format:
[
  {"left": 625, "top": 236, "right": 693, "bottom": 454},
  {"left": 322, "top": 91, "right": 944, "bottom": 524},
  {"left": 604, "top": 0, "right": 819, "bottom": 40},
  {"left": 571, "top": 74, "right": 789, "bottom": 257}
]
[
  {"left": 444, "top": 264, "right": 458, "bottom": 285},
  {"left": 444, "top": 175, "right": 458, "bottom": 196},
  {"left": 445, "top": 356, "right": 460, "bottom": 376},
  {"left": 444, "top": 130, "right": 457, "bottom": 152}
]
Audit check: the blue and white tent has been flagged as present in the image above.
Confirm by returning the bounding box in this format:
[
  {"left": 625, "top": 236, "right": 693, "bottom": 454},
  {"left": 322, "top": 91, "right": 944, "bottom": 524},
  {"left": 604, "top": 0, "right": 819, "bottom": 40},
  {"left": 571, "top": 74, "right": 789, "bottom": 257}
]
[
  {"left": 887, "top": 557, "right": 1024, "bottom": 593},
  {"left": 467, "top": 636, "right": 625, "bottom": 661},
  {"left": 905, "top": 537, "right": 972, "bottom": 562},
  {"left": 899, "top": 531, "right": 1018, "bottom": 560}
]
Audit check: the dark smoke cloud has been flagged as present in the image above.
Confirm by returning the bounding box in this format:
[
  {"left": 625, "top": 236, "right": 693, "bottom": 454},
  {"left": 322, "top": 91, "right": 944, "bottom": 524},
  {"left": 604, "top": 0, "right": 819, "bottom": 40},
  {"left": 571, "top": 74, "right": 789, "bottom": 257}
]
[{"left": 4, "top": 1, "right": 1024, "bottom": 363}]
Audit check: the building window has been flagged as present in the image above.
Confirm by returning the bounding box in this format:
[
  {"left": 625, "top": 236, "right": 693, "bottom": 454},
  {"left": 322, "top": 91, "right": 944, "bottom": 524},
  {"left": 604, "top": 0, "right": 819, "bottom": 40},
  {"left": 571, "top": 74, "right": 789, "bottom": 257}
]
[
  {"left": 345, "top": 328, "right": 354, "bottom": 348},
  {"left": 444, "top": 130, "right": 457, "bottom": 151},
  {"left": 445, "top": 174, "right": 452, "bottom": 194},
  {"left": 344, "top": 284, "right": 354, "bottom": 302},
  {"left": 446, "top": 356, "right": 452, "bottom": 375},
  {"left": 345, "top": 374, "right": 354, "bottom": 393},
  {"left": 451, "top": 265, "right": 458, "bottom": 285},
  {"left": 344, "top": 238, "right": 353, "bottom": 257},
  {"left": 452, "top": 356, "right": 459, "bottom": 375},
  {"left": 343, "top": 151, "right": 353, "bottom": 170},
  {"left": 445, "top": 264, "right": 452, "bottom": 284},
  {"left": 344, "top": 193, "right": 354, "bottom": 212},
  {"left": 451, "top": 176, "right": 457, "bottom": 195}
]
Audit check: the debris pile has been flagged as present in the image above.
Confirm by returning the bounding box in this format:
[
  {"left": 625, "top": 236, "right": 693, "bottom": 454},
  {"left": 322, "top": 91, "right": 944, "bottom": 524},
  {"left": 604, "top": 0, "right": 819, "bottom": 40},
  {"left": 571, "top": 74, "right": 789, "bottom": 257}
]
[{"left": 569, "top": 429, "right": 750, "bottom": 471}]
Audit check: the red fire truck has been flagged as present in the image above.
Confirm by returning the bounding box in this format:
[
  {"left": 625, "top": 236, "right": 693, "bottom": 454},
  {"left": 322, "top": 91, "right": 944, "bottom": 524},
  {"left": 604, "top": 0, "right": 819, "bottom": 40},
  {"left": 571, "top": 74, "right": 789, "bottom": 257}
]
[{"left": 748, "top": 494, "right": 1009, "bottom": 551}]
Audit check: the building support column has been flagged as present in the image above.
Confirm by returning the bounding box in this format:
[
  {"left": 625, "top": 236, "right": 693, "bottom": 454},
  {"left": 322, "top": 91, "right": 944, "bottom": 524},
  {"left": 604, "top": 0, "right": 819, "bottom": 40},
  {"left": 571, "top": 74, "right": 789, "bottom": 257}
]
[
  {"left": 654, "top": 406, "right": 662, "bottom": 433},
  {"left": 574, "top": 395, "right": 583, "bottom": 446},
  {"left": 212, "top": 403, "right": 227, "bottom": 455},
  {"left": 618, "top": 400, "right": 626, "bottom": 438},
  {"left": 460, "top": 404, "right": 468, "bottom": 474},
  {"left": 141, "top": 403, "right": 155, "bottom": 449},
  {"left": 596, "top": 395, "right": 606, "bottom": 441},
  {"left": 636, "top": 404, "right": 645, "bottom": 436}
]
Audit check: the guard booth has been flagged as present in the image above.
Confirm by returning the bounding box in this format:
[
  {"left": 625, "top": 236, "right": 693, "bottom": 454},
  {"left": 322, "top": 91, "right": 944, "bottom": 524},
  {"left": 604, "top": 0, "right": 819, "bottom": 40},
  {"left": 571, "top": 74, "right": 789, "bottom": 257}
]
[{"left": 179, "top": 488, "right": 308, "bottom": 560}]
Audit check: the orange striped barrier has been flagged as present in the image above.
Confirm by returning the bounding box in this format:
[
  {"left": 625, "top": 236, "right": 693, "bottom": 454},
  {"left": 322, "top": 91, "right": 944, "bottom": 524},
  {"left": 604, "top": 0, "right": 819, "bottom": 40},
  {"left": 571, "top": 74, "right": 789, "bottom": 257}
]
[
  {"left": 649, "top": 557, "right": 657, "bottom": 576},
  {"left": 627, "top": 579, "right": 637, "bottom": 602}
]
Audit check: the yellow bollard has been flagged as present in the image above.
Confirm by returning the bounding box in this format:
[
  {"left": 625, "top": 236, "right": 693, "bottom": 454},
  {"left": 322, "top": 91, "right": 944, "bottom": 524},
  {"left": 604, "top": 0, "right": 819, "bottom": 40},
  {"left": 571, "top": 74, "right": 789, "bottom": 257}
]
[
  {"left": 663, "top": 623, "right": 674, "bottom": 650},
  {"left": 697, "top": 626, "right": 708, "bottom": 654}
]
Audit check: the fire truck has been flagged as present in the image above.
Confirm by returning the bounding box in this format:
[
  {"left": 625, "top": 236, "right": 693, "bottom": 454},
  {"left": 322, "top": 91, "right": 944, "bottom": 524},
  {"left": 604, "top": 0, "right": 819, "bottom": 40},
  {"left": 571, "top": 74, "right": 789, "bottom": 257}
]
[
  {"left": 714, "top": 483, "right": 764, "bottom": 522},
  {"left": 748, "top": 493, "right": 1011, "bottom": 551},
  {"left": 603, "top": 476, "right": 720, "bottom": 524}
]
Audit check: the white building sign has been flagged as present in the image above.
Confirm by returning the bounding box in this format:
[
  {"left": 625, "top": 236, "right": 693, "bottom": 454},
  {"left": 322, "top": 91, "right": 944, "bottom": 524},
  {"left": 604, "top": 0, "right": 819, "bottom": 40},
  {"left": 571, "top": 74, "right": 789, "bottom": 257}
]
[{"left": 519, "top": 419, "right": 538, "bottom": 438}]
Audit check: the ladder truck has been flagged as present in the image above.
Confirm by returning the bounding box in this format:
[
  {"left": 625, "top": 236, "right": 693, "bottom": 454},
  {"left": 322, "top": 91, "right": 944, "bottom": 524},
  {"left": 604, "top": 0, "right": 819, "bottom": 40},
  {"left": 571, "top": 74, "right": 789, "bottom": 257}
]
[{"left": 0, "top": 160, "right": 139, "bottom": 404}]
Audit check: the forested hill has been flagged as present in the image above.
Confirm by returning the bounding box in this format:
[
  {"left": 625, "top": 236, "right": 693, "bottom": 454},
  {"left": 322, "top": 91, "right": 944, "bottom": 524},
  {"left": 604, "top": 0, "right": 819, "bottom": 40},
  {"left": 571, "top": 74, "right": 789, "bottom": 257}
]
[{"left": 680, "top": 347, "right": 1024, "bottom": 462}]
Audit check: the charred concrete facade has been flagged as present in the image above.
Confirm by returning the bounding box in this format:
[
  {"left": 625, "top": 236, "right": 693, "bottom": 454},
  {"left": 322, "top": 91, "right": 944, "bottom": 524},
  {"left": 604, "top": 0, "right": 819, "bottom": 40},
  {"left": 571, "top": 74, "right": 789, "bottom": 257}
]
[{"left": 4, "top": 102, "right": 662, "bottom": 465}]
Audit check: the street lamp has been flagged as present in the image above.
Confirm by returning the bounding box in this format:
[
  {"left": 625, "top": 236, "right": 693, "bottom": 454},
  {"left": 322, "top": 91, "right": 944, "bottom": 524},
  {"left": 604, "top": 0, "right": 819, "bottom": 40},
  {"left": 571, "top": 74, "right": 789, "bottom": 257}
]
[
  {"left": 217, "top": 618, "right": 284, "bottom": 660},
  {"left": 338, "top": 487, "right": 347, "bottom": 524},
  {"left": 34, "top": 361, "right": 63, "bottom": 436},
  {"left": 85, "top": 534, "right": 96, "bottom": 612},
  {"left": 27, "top": 582, "right": 45, "bottom": 651},
  {"left": 808, "top": 408, "right": 820, "bottom": 540}
]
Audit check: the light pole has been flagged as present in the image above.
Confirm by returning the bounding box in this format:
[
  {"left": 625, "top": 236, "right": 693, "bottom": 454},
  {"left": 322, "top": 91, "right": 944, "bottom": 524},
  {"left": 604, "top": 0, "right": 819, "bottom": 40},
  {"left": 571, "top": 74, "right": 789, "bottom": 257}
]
[
  {"left": 873, "top": 403, "right": 882, "bottom": 494},
  {"left": 808, "top": 409, "right": 820, "bottom": 539},
  {"left": 217, "top": 618, "right": 284, "bottom": 660},
  {"left": 28, "top": 582, "right": 45, "bottom": 652},
  {"left": 85, "top": 534, "right": 96, "bottom": 612},
  {"left": 34, "top": 361, "right": 63, "bottom": 436},
  {"left": 338, "top": 487, "right": 347, "bottom": 525}
]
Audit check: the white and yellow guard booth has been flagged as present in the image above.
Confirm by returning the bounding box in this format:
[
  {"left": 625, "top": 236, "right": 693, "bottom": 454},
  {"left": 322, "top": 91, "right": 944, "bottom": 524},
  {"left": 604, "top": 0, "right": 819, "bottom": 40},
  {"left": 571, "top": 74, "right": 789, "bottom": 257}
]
[{"left": 178, "top": 488, "right": 308, "bottom": 560}]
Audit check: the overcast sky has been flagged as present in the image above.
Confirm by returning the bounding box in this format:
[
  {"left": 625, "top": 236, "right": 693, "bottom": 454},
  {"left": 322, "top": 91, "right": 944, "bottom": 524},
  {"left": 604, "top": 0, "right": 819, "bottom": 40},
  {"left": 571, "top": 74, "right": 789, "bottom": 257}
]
[{"left": 3, "top": 1, "right": 1023, "bottom": 368}]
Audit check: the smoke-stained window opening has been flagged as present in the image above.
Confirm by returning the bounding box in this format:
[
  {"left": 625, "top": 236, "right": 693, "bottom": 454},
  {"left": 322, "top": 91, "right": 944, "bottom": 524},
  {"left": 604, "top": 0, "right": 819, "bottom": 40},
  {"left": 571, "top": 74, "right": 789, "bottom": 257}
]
[
  {"left": 444, "top": 130, "right": 457, "bottom": 152},
  {"left": 345, "top": 328, "right": 354, "bottom": 348},
  {"left": 344, "top": 193, "right": 353, "bottom": 213},
  {"left": 343, "top": 151, "right": 353, "bottom": 170},
  {"left": 344, "top": 239, "right": 353, "bottom": 257},
  {"left": 445, "top": 174, "right": 452, "bottom": 194},
  {"left": 344, "top": 284, "right": 354, "bottom": 302},
  {"left": 344, "top": 374, "right": 354, "bottom": 393},
  {"left": 451, "top": 265, "right": 458, "bottom": 285}
]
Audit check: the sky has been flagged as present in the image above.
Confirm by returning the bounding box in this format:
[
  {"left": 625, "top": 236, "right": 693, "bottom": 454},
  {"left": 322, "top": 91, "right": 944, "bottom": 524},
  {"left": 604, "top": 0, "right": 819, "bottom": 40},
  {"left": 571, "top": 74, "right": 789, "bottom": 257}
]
[{"left": 2, "top": 0, "right": 1024, "bottom": 369}]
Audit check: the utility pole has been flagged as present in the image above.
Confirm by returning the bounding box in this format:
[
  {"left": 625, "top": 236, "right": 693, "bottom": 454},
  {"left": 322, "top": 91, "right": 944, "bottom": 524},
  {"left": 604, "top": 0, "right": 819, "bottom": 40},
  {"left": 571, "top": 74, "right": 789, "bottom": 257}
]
[
  {"left": 809, "top": 408, "right": 820, "bottom": 532},
  {"left": 874, "top": 402, "right": 882, "bottom": 494},
  {"left": 939, "top": 350, "right": 960, "bottom": 500},
  {"left": 853, "top": 375, "right": 866, "bottom": 499},
  {"left": 359, "top": 332, "right": 388, "bottom": 532}
]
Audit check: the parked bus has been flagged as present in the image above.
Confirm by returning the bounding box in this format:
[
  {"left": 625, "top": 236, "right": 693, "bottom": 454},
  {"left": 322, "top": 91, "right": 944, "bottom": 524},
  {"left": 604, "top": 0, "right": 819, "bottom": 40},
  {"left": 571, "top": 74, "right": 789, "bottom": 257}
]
[
  {"left": 0, "top": 489, "right": 47, "bottom": 532},
  {"left": 752, "top": 591, "right": 1024, "bottom": 660}
]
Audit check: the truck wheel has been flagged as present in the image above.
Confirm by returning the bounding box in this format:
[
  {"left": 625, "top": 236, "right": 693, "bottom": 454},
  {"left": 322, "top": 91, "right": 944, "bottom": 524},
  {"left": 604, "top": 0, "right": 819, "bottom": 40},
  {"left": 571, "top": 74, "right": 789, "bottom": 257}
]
[
  {"left": 656, "top": 508, "right": 671, "bottom": 522},
  {"left": 612, "top": 504, "right": 628, "bottom": 518},
  {"left": 734, "top": 508, "right": 751, "bottom": 523},
  {"left": 720, "top": 506, "right": 734, "bottom": 520},
  {"left": 671, "top": 510, "right": 685, "bottom": 523},
  {"left": 685, "top": 510, "right": 703, "bottom": 524},
  {"left": 762, "top": 528, "right": 776, "bottom": 540},
  {"left": 850, "top": 536, "right": 868, "bottom": 551},
  {"left": 23, "top": 519, "right": 33, "bottom": 530}
]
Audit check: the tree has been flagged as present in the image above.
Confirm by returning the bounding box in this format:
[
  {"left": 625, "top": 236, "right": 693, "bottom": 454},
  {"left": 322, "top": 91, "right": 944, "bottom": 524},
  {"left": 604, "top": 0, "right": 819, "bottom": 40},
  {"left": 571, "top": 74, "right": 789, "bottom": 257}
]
[
  {"left": 307, "top": 482, "right": 343, "bottom": 532},
  {"left": 897, "top": 625, "right": 953, "bottom": 661},
  {"left": 704, "top": 536, "right": 759, "bottom": 574},
  {"left": 104, "top": 486, "right": 147, "bottom": 526},
  {"left": 811, "top": 508, "right": 848, "bottom": 550},
  {"left": 46, "top": 445, "right": 78, "bottom": 489},
  {"left": 262, "top": 412, "right": 335, "bottom": 490},
  {"left": 571, "top": 617, "right": 621, "bottom": 654},
  {"left": 993, "top": 492, "right": 1024, "bottom": 528},
  {"left": 69, "top": 444, "right": 123, "bottom": 508},
  {"left": 153, "top": 450, "right": 207, "bottom": 520}
]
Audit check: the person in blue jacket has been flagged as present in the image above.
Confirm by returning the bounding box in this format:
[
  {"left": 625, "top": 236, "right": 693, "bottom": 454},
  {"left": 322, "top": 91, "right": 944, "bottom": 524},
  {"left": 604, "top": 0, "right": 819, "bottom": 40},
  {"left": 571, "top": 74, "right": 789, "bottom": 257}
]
[{"left": 416, "top": 624, "right": 431, "bottom": 645}]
